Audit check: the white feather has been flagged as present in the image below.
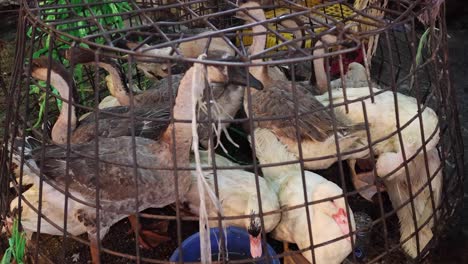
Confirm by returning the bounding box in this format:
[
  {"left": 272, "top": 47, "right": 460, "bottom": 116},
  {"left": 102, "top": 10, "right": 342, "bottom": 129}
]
[
  {"left": 252, "top": 128, "right": 355, "bottom": 264},
  {"left": 384, "top": 148, "right": 442, "bottom": 258},
  {"left": 321, "top": 63, "right": 441, "bottom": 257},
  {"left": 316, "top": 87, "right": 439, "bottom": 180},
  {"left": 184, "top": 150, "right": 281, "bottom": 233}
]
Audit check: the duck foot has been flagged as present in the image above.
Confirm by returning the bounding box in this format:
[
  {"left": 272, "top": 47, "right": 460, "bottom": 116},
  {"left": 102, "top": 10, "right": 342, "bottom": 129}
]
[
  {"left": 283, "top": 242, "right": 292, "bottom": 264},
  {"left": 135, "top": 228, "right": 171, "bottom": 249},
  {"left": 89, "top": 234, "right": 101, "bottom": 264},
  {"left": 127, "top": 215, "right": 170, "bottom": 249}
]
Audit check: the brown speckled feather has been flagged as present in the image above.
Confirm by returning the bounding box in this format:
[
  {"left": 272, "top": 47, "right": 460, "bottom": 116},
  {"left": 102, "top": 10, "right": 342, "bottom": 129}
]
[
  {"left": 72, "top": 106, "right": 171, "bottom": 143},
  {"left": 250, "top": 82, "right": 336, "bottom": 142},
  {"left": 32, "top": 136, "right": 189, "bottom": 205},
  {"left": 133, "top": 74, "right": 183, "bottom": 107},
  {"left": 69, "top": 74, "right": 183, "bottom": 144}
]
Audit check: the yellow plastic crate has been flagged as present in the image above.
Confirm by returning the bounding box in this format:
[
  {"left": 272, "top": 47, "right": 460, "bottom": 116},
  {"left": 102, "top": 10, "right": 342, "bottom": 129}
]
[{"left": 237, "top": 28, "right": 314, "bottom": 52}]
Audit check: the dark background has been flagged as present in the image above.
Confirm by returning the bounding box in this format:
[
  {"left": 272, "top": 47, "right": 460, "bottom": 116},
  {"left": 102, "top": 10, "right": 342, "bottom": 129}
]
[{"left": 436, "top": 0, "right": 468, "bottom": 262}]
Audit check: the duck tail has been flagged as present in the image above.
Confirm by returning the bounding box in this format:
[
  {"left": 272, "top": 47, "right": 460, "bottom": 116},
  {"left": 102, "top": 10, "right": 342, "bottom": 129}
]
[
  {"left": 11, "top": 136, "right": 40, "bottom": 157},
  {"left": 6, "top": 136, "right": 40, "bottom": 187}
]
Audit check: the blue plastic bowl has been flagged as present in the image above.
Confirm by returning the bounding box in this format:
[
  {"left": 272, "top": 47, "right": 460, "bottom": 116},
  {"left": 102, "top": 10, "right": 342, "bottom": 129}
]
[{"left": 169, "top": 226, "right": 280, "bottom": 264}]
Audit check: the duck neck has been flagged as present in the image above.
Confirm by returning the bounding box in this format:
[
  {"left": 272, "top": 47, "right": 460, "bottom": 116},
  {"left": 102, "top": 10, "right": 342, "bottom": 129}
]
[
  {"left": 313, "top": 35, "right": 337, "bottom": 94},
  {"left": 98, "top": 62, "right": 131, "bottom": 106},
  {"left": 280, "top": 19, "right": 304, "bottom": 46},
  {"left": 249, "top": 19, "right": 271, "bottom": 86},
  {"left": 252, "top": 128, "right": 301, "bottom": 189},
  {"left": 163, "top": 66, "right": 203, "bottom": 165},
  {"left": 50, "top": 71, "right": 77, "bottom": 144}
]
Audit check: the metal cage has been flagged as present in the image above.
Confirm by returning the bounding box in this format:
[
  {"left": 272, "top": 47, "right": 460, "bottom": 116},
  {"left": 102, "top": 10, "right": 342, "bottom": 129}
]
[{"left": 0, "top": 0, "right": 463, "bottom": 263}]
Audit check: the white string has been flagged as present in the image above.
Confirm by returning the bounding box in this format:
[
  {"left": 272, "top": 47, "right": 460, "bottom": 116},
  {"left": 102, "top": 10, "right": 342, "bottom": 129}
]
[
  {"left": 198, "top": 91, "right": 240, "bottom": 152},
  {"left": 191, "top": 55, "right": 226, "bottom": 264}
]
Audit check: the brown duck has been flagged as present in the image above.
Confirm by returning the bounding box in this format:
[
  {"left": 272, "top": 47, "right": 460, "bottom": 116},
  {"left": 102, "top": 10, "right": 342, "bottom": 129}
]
[{"left": 16, "top": 54, "right": 261, "bottom": 264}]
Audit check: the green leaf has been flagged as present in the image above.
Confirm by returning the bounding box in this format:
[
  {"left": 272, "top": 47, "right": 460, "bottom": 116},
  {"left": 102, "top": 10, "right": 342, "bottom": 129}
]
[
  {"left": 8, "top": 237, "right": 13, "bottom": 248},
  {"left": 15, "top": 233, "right": 26, "bottom": 263},
  {"left": 52, "top": 88, "right": 62, "bottom": 109},
  {"left": 1, "top": 248, "right": 12, "bottom": 264},
  {"left": 29, "top": 85, "right": 40, "bottom": 95},
  {"left": 416, "top": 28, "right": 430, "bottom": 66},
  {"left": 33, "top": 95, "right": 46, "bottom": 128},
  {"left": 1, "top": 219, "right": 26, "bottom": 264},
  {"left": 32, "top": 47, "right": 50, "bottom": 59},
  {"left": 29, "top": 0, "right": 132, "bottom": 120}
]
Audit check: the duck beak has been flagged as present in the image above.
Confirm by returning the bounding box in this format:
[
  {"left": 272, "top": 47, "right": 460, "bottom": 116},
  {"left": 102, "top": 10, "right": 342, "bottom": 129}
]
[
  {"left": 249, "top": 234, "right": 262, "bottom": 258},
  {"left": 332, "top": 208, "right": 351, "bottom": 241},
  {"left": 227, "top": 66, "right": 264, "bottom": 90}
]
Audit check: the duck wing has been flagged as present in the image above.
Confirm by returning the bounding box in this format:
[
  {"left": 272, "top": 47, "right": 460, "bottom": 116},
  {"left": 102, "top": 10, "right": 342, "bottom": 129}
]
[
  {"left": 250, "top": 84, "right": 335, "bottom": 142},
  {"left": 31, "top": 136, "right": 176, "bottom": 205},
  {"left": 73, "top": 106, "right": 170, "bottom": 143},
  {"left": 133, "top": 74, "right": 183, "bottom": 107}
]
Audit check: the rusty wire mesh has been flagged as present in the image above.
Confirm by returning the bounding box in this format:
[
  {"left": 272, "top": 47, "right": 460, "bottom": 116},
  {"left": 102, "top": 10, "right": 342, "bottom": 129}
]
[{"left": 0, "top": 0, "right": 464, "bottom": 263}]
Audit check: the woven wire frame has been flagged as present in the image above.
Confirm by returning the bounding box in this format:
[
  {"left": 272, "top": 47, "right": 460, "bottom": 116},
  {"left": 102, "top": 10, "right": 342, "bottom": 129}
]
[{"left": 0, "top": 0, "right": 463, "bottom": 263}]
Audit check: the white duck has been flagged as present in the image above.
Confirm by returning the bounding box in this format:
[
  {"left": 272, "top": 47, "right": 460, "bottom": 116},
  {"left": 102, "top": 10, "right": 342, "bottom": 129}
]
[
  {"left": 315, "top": 62, "right": 440, "bottom": 181},
  {"left": 349, "top": 149, "right": 442, "bottom": 258},
  {"left": 384, "top": 148, "right": 442, "bottom": 258},
  {"left": 317, "top": 62, "right": 441, "bottom": 258},
  {"left": 183, "top": 150, "right": 281, "bottom": 258},
  {"left": 253, "top": 128, "right": 356, "bottom": 264}
]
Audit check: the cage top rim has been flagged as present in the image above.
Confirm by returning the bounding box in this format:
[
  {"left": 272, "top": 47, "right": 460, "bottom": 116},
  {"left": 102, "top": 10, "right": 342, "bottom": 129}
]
[{"left": 20, "top": 0, "right": 430, "bottom": 66}]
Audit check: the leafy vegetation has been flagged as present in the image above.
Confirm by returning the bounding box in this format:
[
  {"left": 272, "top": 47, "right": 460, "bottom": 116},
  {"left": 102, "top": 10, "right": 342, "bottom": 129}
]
[
  {"left": 416, "top": 27, "right": 431, "bottom": 66},
  {"left": 1, "top": 219, "right": 26, "bottom": 264},
  {"left": 28, "top": 0, "right": 132, "bottom": 127}
]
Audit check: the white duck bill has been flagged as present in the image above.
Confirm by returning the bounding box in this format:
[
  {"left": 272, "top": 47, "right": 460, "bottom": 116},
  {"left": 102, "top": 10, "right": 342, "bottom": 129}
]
[{"left": 249, "top": 234, "right": 262, "bottom": 258}]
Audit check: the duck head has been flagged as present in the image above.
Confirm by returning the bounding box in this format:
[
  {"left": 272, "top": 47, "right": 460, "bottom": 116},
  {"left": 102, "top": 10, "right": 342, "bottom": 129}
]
[
  {"left": 65, "top": 47, "right": 131, "bottom": 102},
  {"left": 64, "top": 46, "right": 108, "bottom": 65},
  {"left": 247, "top": 211, "right": 263, "bottom": 258},
  {"left": 31, "top": 57, "right": 73, "bottom": 87},
  {"left": 205, "top": 53, "right": 263, "bottom": 90},
  {"left": 312, "top": 182, "right": 355, "bottom": 243}
]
